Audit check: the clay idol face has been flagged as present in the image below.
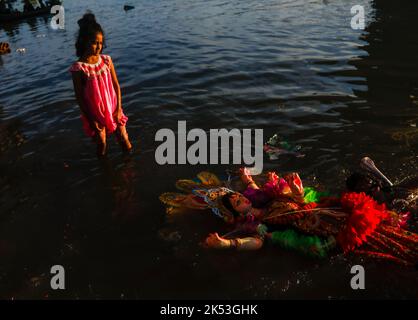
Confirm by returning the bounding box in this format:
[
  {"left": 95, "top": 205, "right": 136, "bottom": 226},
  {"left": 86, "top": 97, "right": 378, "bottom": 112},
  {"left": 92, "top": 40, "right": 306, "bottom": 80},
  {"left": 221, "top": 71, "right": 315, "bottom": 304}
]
[{"left": 229, "top": 193, "right": 252, "bottom": 214}]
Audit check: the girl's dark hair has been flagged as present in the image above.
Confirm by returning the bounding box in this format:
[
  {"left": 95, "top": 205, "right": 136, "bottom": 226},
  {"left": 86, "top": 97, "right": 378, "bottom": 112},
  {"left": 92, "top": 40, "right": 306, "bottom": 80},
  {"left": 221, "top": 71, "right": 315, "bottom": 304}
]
[
  {"left": 222, "top": 193, "right": 240, "bottom": 218},
  {"left": 75, "top": 13, "right": 105, "bottom": 57}
]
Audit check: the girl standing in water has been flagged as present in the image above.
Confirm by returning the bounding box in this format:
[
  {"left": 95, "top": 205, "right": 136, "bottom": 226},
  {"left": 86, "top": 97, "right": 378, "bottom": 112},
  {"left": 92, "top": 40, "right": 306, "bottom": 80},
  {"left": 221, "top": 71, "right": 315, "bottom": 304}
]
[{"left": 70, "top": 13, "right": 132, "bottom": 156}]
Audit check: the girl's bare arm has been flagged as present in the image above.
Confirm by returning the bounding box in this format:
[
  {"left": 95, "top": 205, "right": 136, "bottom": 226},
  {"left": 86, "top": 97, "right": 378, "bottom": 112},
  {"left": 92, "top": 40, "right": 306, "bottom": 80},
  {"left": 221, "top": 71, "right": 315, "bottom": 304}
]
[
  {"left": 109, "top": 58, "right": 122, "bottom": 111},
  {"left": 72, "top": 71, "right": 91, "bottom": 120}
]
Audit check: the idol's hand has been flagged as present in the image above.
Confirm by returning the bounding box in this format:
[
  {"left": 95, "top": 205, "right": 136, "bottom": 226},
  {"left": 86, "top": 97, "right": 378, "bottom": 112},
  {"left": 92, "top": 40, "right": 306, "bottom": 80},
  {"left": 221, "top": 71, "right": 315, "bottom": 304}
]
[
  {"left": 267, "top": 171, "right": 279, "bottom": 183},
  {"left": 284, "top": 172, "right": 304, "bottom": 196},
  {"left": 204, "top": 233, "right": 231, "bottom": 249},
  {"left": 239, "top": 167, "right": 253, "bottom": 184}
]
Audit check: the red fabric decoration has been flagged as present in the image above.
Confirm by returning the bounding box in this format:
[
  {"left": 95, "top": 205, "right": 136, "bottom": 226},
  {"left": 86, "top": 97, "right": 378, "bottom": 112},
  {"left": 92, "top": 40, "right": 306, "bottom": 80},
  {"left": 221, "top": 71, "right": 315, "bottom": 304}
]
[
  {"left": 302, "top": 202, "right": 318, "bottom": 211},
  {"left": 337, "top": 192, "right": 390, "bottom": 252}
]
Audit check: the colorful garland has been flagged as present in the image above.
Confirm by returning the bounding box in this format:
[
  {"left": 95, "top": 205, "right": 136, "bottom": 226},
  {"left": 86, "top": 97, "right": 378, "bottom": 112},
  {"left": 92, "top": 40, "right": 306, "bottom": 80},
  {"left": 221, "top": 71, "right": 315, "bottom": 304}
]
[{"left": 337, "top": 192, "right": 390, "bottom": 252}]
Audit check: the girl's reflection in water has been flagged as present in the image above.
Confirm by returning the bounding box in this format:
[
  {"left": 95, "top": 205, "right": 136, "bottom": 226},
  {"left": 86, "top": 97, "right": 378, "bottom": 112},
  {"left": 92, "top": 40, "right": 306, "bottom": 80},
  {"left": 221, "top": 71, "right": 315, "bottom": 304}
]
[{"left": 99, "top": 154, "right": 140, "bottom": 221}]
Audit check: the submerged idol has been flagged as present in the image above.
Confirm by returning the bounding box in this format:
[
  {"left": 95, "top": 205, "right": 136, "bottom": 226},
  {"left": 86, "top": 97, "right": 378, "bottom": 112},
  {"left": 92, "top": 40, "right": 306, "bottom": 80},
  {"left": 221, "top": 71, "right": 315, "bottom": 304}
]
[{"left": 160, "top": 161, "right": 417, "bottom": 267}]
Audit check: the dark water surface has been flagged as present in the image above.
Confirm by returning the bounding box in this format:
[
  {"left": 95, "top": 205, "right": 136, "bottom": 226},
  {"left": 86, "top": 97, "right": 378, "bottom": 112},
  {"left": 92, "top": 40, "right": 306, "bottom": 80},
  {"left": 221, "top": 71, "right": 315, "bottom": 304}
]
[{"left": 0, "top": 0, "right": 417, "bottom": 299}]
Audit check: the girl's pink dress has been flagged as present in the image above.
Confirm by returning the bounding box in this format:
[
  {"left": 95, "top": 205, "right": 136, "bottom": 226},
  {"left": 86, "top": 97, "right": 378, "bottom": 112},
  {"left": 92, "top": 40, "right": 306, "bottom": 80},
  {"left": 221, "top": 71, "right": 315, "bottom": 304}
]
[{"left": 69, "top": 54, "right": 128, "bottom": 137}]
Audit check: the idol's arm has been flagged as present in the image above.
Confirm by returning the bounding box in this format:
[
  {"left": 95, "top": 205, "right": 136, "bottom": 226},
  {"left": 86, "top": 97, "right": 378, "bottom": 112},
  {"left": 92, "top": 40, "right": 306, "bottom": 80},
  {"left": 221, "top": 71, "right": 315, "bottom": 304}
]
[
  {"left": 239, "top": 167, "right": 260, "bottom": 190},
  {"left": 205, "top": 232, "right": 263, "bottom": 250}
]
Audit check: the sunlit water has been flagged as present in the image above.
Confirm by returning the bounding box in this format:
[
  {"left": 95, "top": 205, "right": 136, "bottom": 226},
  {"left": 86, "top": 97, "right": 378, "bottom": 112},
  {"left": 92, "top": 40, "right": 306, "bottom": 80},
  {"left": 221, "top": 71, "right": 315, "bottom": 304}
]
[{"left": 0, "top": 0, "right": 417, "bottom": 299}]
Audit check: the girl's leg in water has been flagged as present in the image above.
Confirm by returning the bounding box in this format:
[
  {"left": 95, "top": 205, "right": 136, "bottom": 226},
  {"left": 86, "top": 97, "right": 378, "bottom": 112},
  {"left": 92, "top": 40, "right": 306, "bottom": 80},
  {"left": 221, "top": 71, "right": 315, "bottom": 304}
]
[
  {"left": 116, "top": 125, "right": 132, "bottom": 152},
  {"left": 96, "top": 126, "right": 107, "bottom": 157}
]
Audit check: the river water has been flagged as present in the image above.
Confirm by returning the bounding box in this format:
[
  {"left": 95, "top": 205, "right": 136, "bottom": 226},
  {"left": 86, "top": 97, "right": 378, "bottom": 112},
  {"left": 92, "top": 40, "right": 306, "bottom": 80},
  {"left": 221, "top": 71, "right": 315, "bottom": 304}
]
[{"left": 0, "top": 0, "right": 417, "bottom": 299}]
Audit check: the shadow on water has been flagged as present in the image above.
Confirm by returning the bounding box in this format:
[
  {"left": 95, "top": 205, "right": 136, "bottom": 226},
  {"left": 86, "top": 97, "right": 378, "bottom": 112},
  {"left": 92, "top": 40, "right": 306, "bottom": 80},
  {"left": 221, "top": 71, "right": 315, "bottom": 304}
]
[
  {"left": 358, "top": 0, "right": 418, "bottom": 147},
  {"left": 356, "top": 0, "right": 418, "bottom": 170},
  {"left": 295, "top": 0, "right": 418, "bottom": 181}
]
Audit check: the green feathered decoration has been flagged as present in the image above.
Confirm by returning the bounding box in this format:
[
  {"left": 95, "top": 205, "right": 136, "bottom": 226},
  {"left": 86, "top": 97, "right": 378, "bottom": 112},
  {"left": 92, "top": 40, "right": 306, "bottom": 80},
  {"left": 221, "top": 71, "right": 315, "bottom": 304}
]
[
  {"left": 303, "top": 187, "right": 330, "bottom": 203},
  {"left": 270, "top": 229, "right": 335, "bottom": 258}
]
